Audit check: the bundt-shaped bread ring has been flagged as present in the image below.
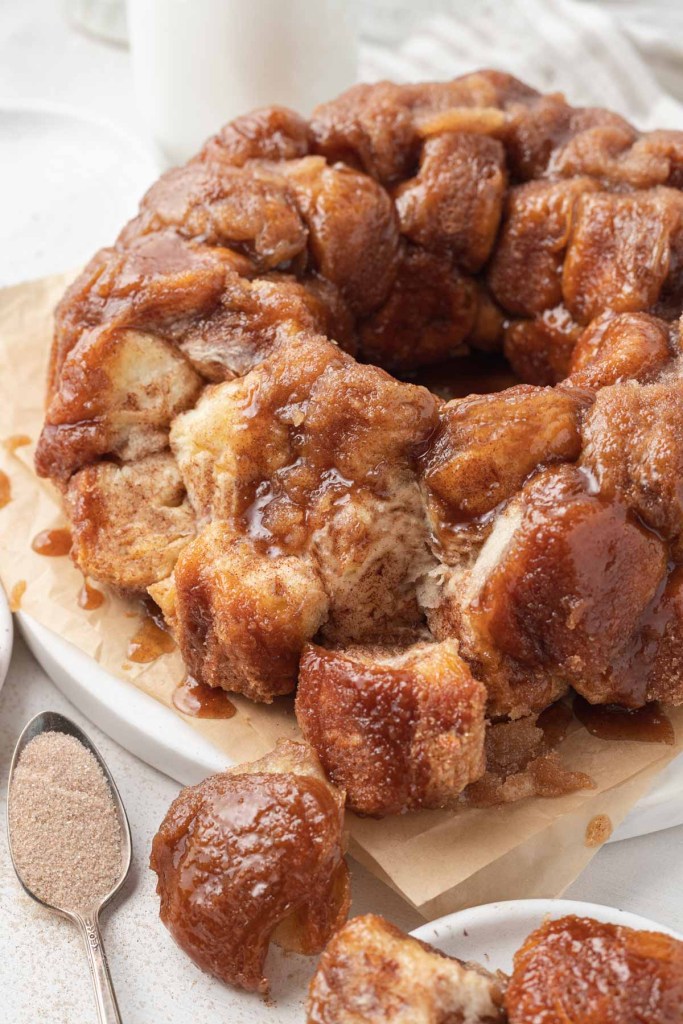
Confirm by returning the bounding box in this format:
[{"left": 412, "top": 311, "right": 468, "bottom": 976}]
[
  {"left": 150, "top": 740, "right": 350, "bottom": 992},
  {"left": 37, "top": 72, "right": 683, "bottom": 811}
]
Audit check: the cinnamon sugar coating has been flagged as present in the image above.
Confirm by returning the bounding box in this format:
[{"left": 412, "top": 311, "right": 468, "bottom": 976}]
[
  {"left": 306, "top": 913, "right": 506, "bottom": 1024},
  {"left": 149, "top": 741, "right": 350, "bottom": 993},
  {"left": 296, "top": 640, "right": 486, "bottom": 816},
  {"left": 37, "top": 71, "right": 683, "bottom": 813}
]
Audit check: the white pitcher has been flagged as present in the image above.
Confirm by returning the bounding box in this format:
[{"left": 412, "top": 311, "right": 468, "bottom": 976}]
[{"left": 126, "top": 0, "right": 358, "bottom": 165}]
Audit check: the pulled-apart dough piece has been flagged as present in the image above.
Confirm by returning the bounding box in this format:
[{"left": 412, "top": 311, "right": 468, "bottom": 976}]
[
  {"left": 124, "top": 160, "right": 309, "bottom": 270},
  {"left": 423, "top": 384, "right": 589, "bottom": 523},
  {"left": 296, "top": 640, "right": 486, "bottom": 815},
  {"left": 562, "top": 187, "right": 683, "bottom": 323},
  {"left": 36, "top": 325, "right": 202, "bottom": 482},
  {"left": 170, "top": 326, "right": 438, "bottom": 671},
  {"left": 580, "top": 378, "right": 683, "bottom": 558},
  {"left": 150, "top": 741, "right": 350, "bottom": 994},
  {"left": 156, "top": 522, "right": 329, "bottom": 702},
  {"left": 67, "top": 451, "right": 196, "bottom": 591},
  {"left": 568, "top": 311, "right": 672, "bottom": 388},
  {"left": 394, "top": 132, "right": 506, "bottom": 272},
  {"left": 306, "top": 914, "right": 506, "bottom": 1024},
  {"left": 469, "top": 465, "right": 667, "bottom": 711}
]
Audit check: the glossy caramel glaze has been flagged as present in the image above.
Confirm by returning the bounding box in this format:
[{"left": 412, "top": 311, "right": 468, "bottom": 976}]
[
  {"left": 307, "top": 914, "right": 505, "bottom": 1024},
  {"left": 296, "top": 640, "right": 486, "bottom": 815},
  {"left": 457, "top": 465, "right": 669, "bottom": 717},
  {"left": 33, "top": 73, "right": 683, "bottom": 791},
  {"left": 574, "top": 695, "right": 675, "bottom": 744},
  {"left": 0, "top": 470, "right": 10, "bottom": 509},
  {"left": 172, "top": 676, "right": 236, "bottom": 718},
  {"left": 4, "top": 434, "right": 31, "bottom": 454},
  {"left": 78, "top": 580, "right": 105, "bottom": 611},
  {"left": 31, "top": 528, "right": 71, "bottom": 557},
  {"left": 150, "top": 741, "right": 349, "bottom": 993},
  {"left": 127, "top": 612, "right": 176, "bottom": 663},
  {"left": 585, "top": 813, "right": 613, "bottom": 846},
  {"left": 9, "top": 580, "right": 26, "bottom": 612},
  {"left": 506, "top": 915, "right": 683, "bottom": 1024}
]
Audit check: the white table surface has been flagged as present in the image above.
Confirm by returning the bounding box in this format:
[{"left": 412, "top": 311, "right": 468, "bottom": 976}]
[{"left": 1, "top": 3, "right": 683, "bottom": 1021}]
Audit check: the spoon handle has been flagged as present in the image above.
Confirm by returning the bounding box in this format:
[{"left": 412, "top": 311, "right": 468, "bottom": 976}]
[{"left": 77, "top": 911, "right": 123, "bottom": 1024}]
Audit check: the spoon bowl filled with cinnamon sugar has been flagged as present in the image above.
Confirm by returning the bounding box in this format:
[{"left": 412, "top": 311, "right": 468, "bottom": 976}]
[{"left": 7, "top": 711, "right": 132, "bottom": 1024}]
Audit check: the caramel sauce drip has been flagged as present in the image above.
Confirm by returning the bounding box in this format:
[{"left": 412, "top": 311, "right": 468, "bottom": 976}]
[
  {"left": 4, "top": 434, "right": 31, "bottom": 454},
  {"left": 585, "top": 813, "right": 613, "bottom": 847},
  {"left": 31, "top": 528, "right": 72, "bottom": 557},
  {"left": 127, "top": 613, "right": 176, "bottom": 663},
  {"left": 172, "top": 676, "right": 236, "bottom": 719},
  {"left": 574, "top": 695, "right": 675, "bottom": 745},
  {"left": 78, "top": 580, "right": 105, "bottom": 611},
  {"left": 9, "top": 580, "right": 26, "bottom": 612},
  {"left": 0, "top": 470, "right": 10, "bottom": 509}
]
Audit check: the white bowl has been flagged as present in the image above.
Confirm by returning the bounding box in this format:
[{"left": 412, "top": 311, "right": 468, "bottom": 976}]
[
  {"left": 0, "top": 584, "right": 14, "bottom": 694},
  {"left": 410, "top": 898, "right": 683, "bottom": 974}
]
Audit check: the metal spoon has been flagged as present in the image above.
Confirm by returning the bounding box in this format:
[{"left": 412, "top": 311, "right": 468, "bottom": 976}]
[{"left": 6, "top": 711, "right": 132, "bottom": 1024}]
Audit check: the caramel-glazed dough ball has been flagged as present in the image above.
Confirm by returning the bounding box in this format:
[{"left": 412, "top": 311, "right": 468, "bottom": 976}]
[
  {"left": 37, "top": 71, "right": 683, "bottom": 790},
  {"left": 296, "top": 640, "right": 486, "bottom": 816},
  {"left": 150, "top": 741, "right": 350, "bottom": 992},
  {"left": 505, "top": 915, "right": 683, "bottom": 1024}
]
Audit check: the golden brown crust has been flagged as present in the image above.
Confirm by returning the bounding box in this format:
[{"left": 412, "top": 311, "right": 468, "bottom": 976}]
[
  {"left": 166, "top": 523, "right": 329, "bottom": 701},
  {"left": 359, "top": 245, "right": 478, "bottom": 370},
  {"left": 488, "top": 177, "right": 601, "bottom": 317},
  {"left": 395, "top": 133, "right": 506, "bottom": 272},
  {"left": 568, "top": 311, "right": 673, "bottom": 387},
  {"left": 296, "top": 640, "right": 487, "bottom": 815},
  {"left": 306, "top": 913, "right": 506, "bottom": 1024},
  {"left": 423, "top": 384, "right": 591, "bottom": 523},
  {"left": 505, "top": 915, "right": 683, "bottom": 1024},
  {"left": 199, "top": 106, "right": 312, "bottom": 167},
  {"left": 150, "top": 741, "right": 350, "bottom": 993},
  {"left": 469, "top": 465, "right": 668, "bottom": 712},
  {"left": 580, "top": 379, "right": 683, "bottom": 553},
  {"left": 562, "top": 189, "right": 683, "bottom": 323}
]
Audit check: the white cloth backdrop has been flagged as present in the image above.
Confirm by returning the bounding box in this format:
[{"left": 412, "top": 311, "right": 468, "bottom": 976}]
[{"left": 358, "top": 0, "right": 683, "bottom": 129}]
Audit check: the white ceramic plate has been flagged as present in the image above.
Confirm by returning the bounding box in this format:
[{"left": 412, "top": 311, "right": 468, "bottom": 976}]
[
  {"left": 18, "top": 612, "right": 683, "bottom": 840},
  {"left": 0, "top": 102, "right": 159, "bottom": 287},
  {"left": 411, "top": 898, "right": 683, "bottom": 974},
  {"left": 0, "top": 584, "right": 13, "bottom": 695}
]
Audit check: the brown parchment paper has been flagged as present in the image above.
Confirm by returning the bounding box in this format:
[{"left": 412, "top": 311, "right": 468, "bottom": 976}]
[{"left": 1, "top": 271, "right": 682, "bottom": 918}]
